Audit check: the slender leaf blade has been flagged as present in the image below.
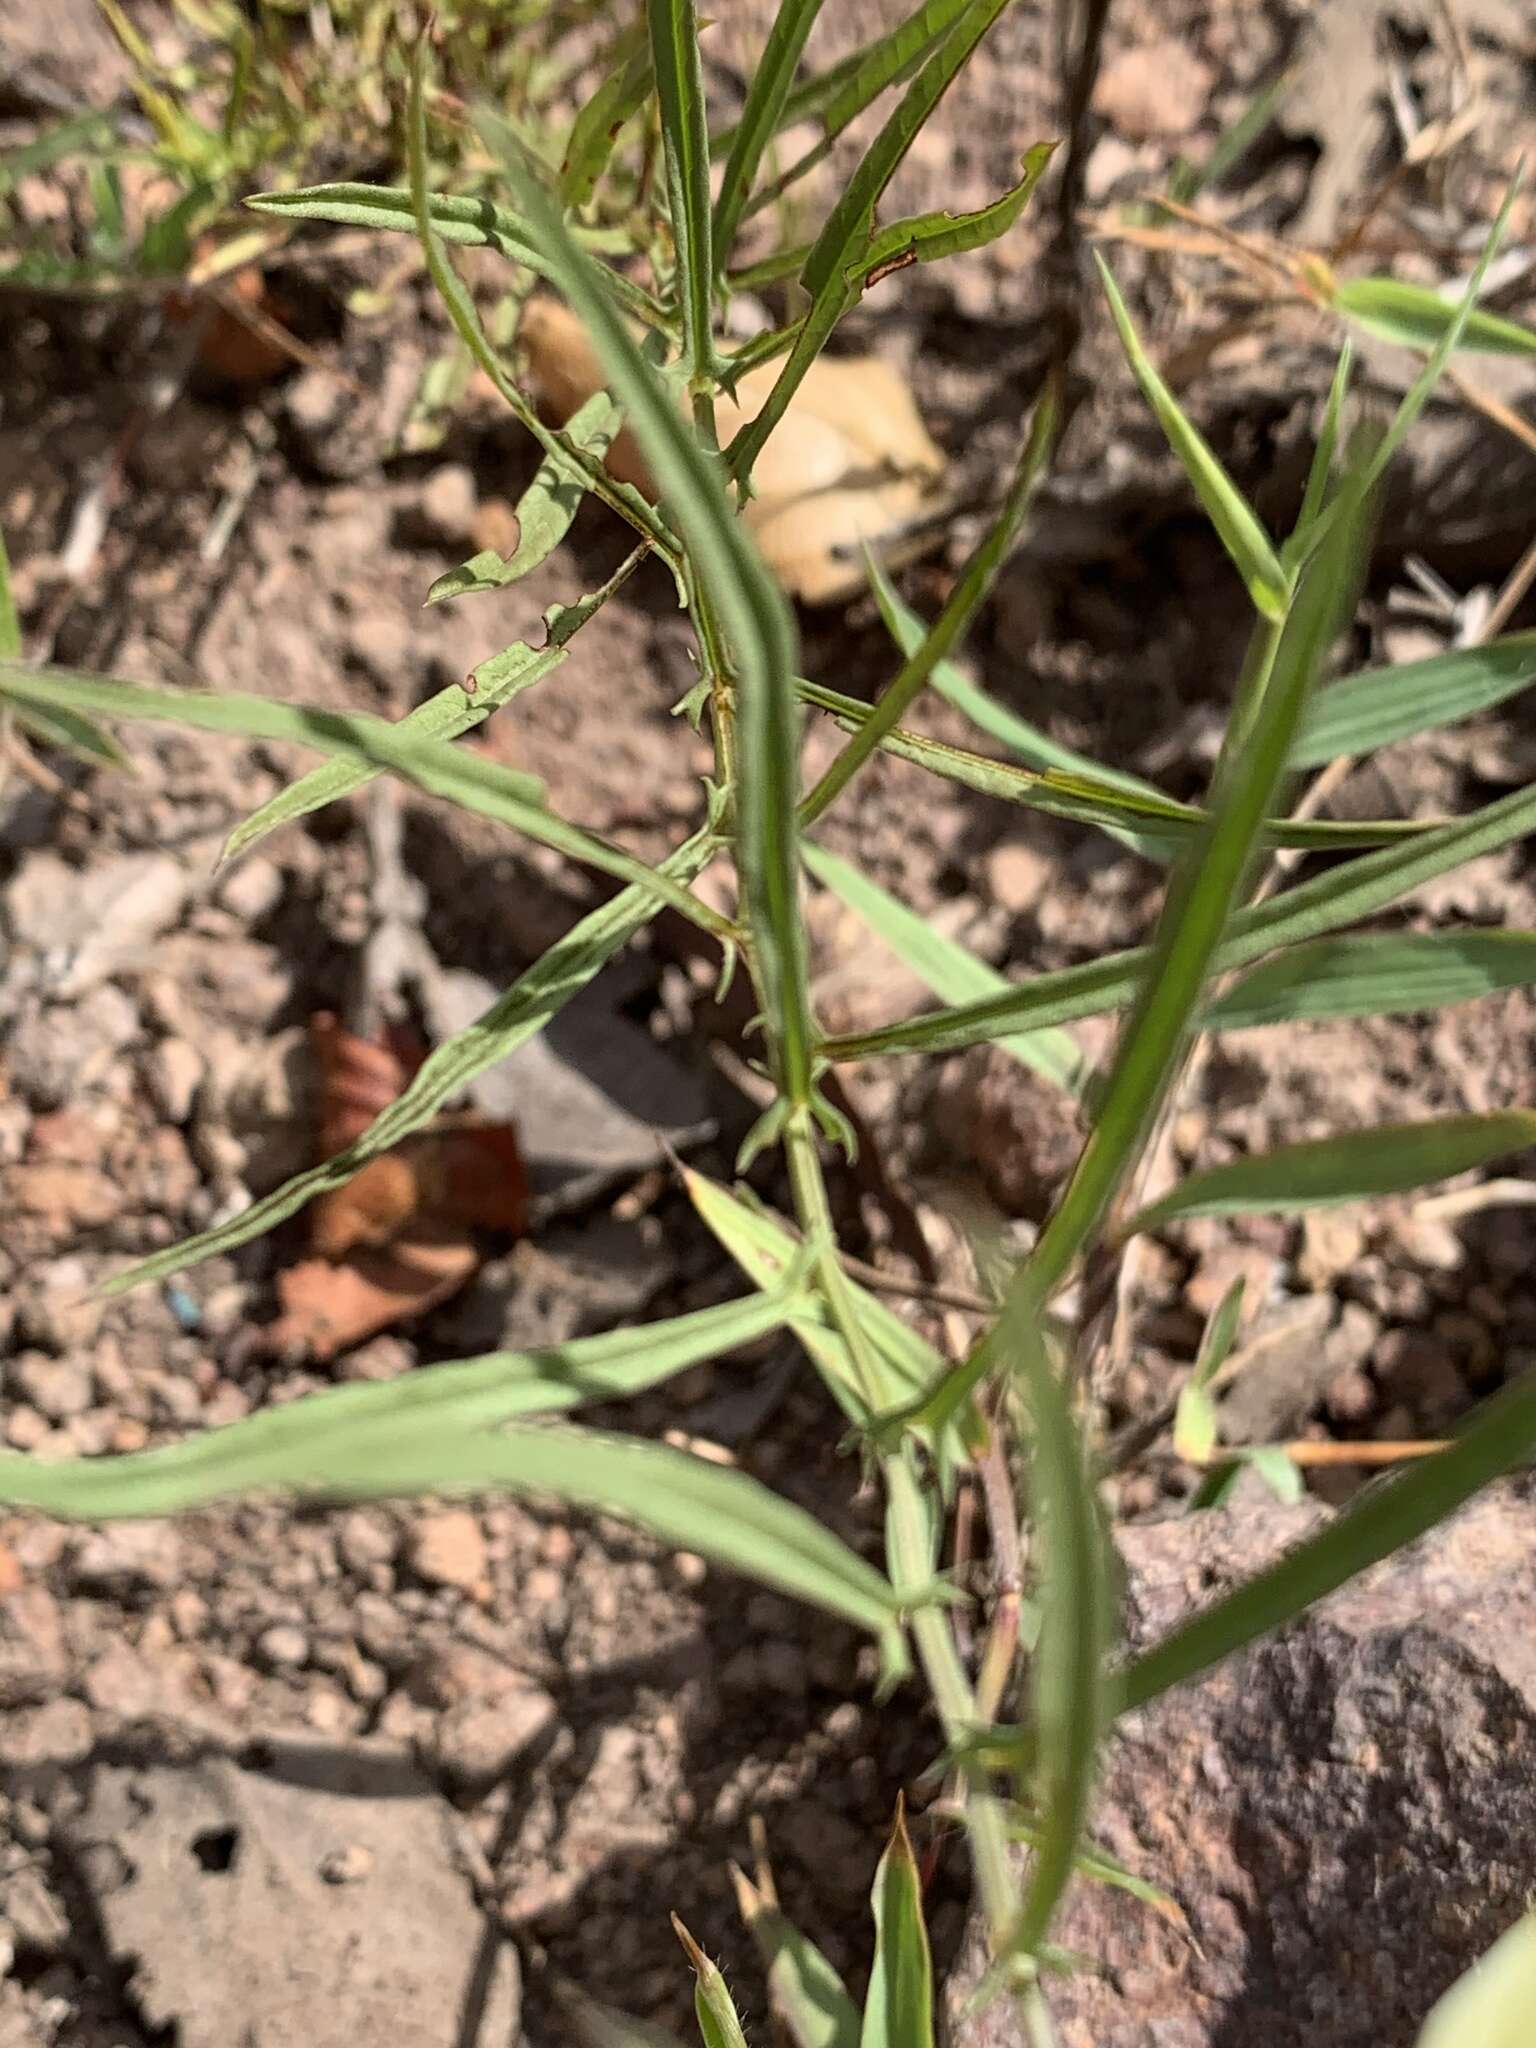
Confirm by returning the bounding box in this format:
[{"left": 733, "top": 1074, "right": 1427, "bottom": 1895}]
[
  {"left": 712, "top": 0, "right": 827, "bottom": 261},
  {"left": 675, "top": 1922, "right": 752, "bottom": 2048},
  {"left": 1292, "top": 633, "right": 1536, "bottom": 767},
  {"left": 1335, "top": 276, "right": 1536, "bottom": 358},
  {"left": 861, "top": 1802, "right": 933, "bottom": 2048},
  {"left": 1207, "top": 931, "right": 1536, "bottom": 1031},
  {"left": 847, "top": 145, "right": 1054, "bottom": 290},
  {"left": 734, "top": 1869, "right": 860, "bottom": 2048},
  {"left": 1416, "top": 1913, "right": 1536, "bottom": 2048},
  {"left": 1124, "top": 1110, "right": 1536, "bottom": 1234},
  {"left": 476, "top": 111, "right": 815, "bottom": 1108},
  {"left": 1120, "top": 1368, "right": 1536, "bottom": 1712},
  {"left": 648, "top": 0, "right": 718, "bottom": 378},
  {"left": 95, "top": 828, "right": 713, "bottom": 1291},
  {"left": 802, "top": 838, "right": 1086, "bottom": 1093},
  {"left": 1096, "top": 254, "right": 1288, "bottom": 619},
  {"left": 560, "top": 23, "right": 654, "bottom": 210}
]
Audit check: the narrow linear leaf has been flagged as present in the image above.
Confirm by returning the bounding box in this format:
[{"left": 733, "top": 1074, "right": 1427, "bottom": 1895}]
[
  {"left": 733, "top": 1868, "right": 859, "bottom": 2048},
  {"left": 847, "top": 144, "right": 1054, "bottom": 291},
  {"left": 712, "top": 0, "right": 827, "bottom": 264},
  {"left": 560, "top": 23, "right": 654, "bottom": 210},
  {"left": 426, "top": 389, "right": 624, "bottom": 603},
  {"left": 475, "top": 111, "right": 816, "bottom": 1108},
  {"left": 224, "top": 640, "right": 563, "bottom": 860},
  {"left": 1123, "top": 1109, "right": 1536, "bottom": 1235},
  {"left": 562, "top": 1984, "right": 690, "bottom": 2048},
  {"left": 798, "top": 676, "right": 1422, "bottom": 852},
  {"left": 1004, "top": 1313, "right": 1111, "bottom": 1965},
  {"left": 674, "top": 1921, "right": 752, "bottom": 2048},
  {"left": 0, "top": 1291, "right": 804, "bottom": 1515},
  {"left": 1119, "top": 1368, "right": 1536, "bottom": 1713},
  {"left": 801, "top": 375, "right": 1058, "bottom": 827},
  {"left": 862, "top": 1801, "right": 933, "bottom": 2048},
  {"left": 1002, "top": 1817, "right": 1185, "bottom": 1925},
  {"left": 402, "top": 51, "right": 677, "bottom": 568},
  {"left": 0, "top": 521, "right": 19, "bottom": 658},
  {"left": 802, "top": 838, "right": 1086, "bottom": 1094},
  {"left": 1283, "top": 339, "right": 1353, "bottom": 564},
  {"left": 681, "top": 1167, "right": 958, "bottom": 1430},
  {"left": 648, "top": 0, "right": 718, "bottom": 379},
  {"left": 1096, "top": 254, "right": 1288, "bottom": 619},
  {"left": 822, "top": 739, "right": 1536, "bottom": 1065},
  {"left": 1335, "top": 276, "right": 1536, "bottom": 358},
  {"left": 0, "top": 661, "right": 723, "bottom": 938},
  {"left": 737, "top": 0, "right": 972, "bottom": 217},
  {"left": 802, "top": 0, "right": 1009, "bottom": 299},
  {"left": 1174, "top": 1277, "right": 1246, "bottom": 1464},
  {"left": 9, "top": 700, "right": 133, "bottom": 771},
  {"left": 246, "top": 183, "right": 667, "bottom": 327},
  {"left": 1206, "top": 931, "right": 1536, "bottom": 1031},
  {"left": 728, "top": 0, "right": 1012, "bottom": 485},
  {"left": 1416, "top": 1912, "right": 1536, "bottom": 2048},
  {"left": 99, "top": 827, "right": 714, "bottom": 1291},
  {"left": 1292, "top": 633, "right": 1536, "bottom": 767}
]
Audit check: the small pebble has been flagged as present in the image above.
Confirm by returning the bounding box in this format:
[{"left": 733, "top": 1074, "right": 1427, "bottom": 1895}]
[
  {"left": 145, "top": 1038, "right": 205, "bottom": 1124},
  {"left": 256, "top": 1623, "right": 310, "bottom": 1670},
  {"left": 9, "top": 1351, "right": 93, "bottom": 1421},
  {"left": 318, "top": 1843, "right": 374, "bottom": 1886},
  {"left": 407, "top": 1509, "right": 488, "bottom": 1595}
]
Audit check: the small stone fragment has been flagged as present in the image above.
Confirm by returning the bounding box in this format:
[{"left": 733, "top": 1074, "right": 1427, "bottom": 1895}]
[
  {"left": 9, "top": 1351, "right": 93, "bottom": 1421},
  {"left": 145, "top": 1038, "right": 206, "bottom": 1124},
  {"left": 1093, "top": 38, "right": 1215, "bottom": 141},
  {"left": 406, "top": 1509, "right": 488, "bottom": 1594},
  {"left": 399, "top": 463, "right": 478, "bottom": 549},
  {"left": 256, "top": 1623, "right": 310, "bottom": 1671}
]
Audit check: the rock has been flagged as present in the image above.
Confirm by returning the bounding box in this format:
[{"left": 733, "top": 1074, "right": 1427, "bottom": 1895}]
[
  {"left": 428, "top": 1688, "right": 559, "bottom": 1787},
  {"left": 1093, "top": 38, "right": 1216, "bottom": 141},
  {"left": 948, "top": 1479, "right": 1536, "bottom": 2047},
  {"left": 4, "top": 850, "right": 187, "bottom": 997},
  {"left": 406, "top": 1510, "right": 488, "bottom": 1595},
  {"left": 6, "top": 983, "right": 140, "bottom": 1108},
  {"left": 217, "top": 857, "right": 284, "bottom": 924},
  {"left": 144, "top": 1037, "right": 206, "bottom": 1123},
  {"left": 256, "top": 1623, "right": 310, "bottom": 1671},
  {"left": 342, "top": 611, "right": 405, "bottom": 691},
  {"left": 397, "top": 464, "right": 479, "bottom": 549},
  {"left": 8, "top": 1351, "right": 92, "bottom": 1421},
  {"left": 282, "top": 367, "right": 374, "bottom": 479},
  {"left": 0, "top": 1697, "right": 93, "bottom": 1768},
  {"left": 9, "top": 1160, "right": 119, "bottom": 1230},
  {"left": 338, "top": 1510, "right": 398, "bottom": 1574},
  {"left": 65, "top": 1750, "right": 521, "bottom": 2047},
  {"left": 984, "top": 841, "right": 1051, "bottom": 915},
  {"left": 68, "top": 1521, "right": 184, "bottom": 1595}
]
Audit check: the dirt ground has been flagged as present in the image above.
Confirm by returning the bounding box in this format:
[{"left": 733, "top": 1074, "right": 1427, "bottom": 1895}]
[{"left": 3, "top": 0, "right": 1536, "bottom": 2040}]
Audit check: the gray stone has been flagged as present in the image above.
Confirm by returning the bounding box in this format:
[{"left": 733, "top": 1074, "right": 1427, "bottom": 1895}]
[{"left": 65, "top": 1749, "right": 520, "bottom": 2047}]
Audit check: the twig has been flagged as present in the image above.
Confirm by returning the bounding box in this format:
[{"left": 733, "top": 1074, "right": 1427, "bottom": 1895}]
[
  {"left": 1414, "top": 1175, "right": 1536, "bottom": 1220},
  {"left": 1476, "top": 527, "right": 1536, "bottom": 642},
  {"left": 835, "top": 1251, "right": 998, "bottom": 1319}
]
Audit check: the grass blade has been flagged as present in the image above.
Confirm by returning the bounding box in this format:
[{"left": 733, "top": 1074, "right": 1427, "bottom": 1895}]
[
  {"left": 474, "top": 110, "right": 816, "bottom": 1109},
  {"left": 1174, "top": 1277, "right": 1246, "bottom": 1463},
  {"left": 800, "top": 376, "right": 1057, "bottom": 827},
  {"left": 99, "top": 828, "right": 714, "bottom": 1291},
  {"left": 403, "top": 48, "right": 678, "bottom": 567},
  {"left": 245, "top": 183, "right": 666, "bottom": 328},
  {"left": 0, "top": 661, "right": 727, "bottom": 939},
  {"left": 0, "top": 520, "right": 19, "bottom": 658},
  {"left": 712, "top": 0, "right": 827, "bottom": 263},
  {"left": 1334, "top": 276, "right": 1536, "bottom": 358},
  {"left": 802, "top": 838, "right": 1086, "bottom": 1093},
  {"left": 733, "top": 1868, "right": 860, "bottom": 2048},
  {"left": 1096, "top": 253, "right": 1288, "bottom": 619},
  {"left": 847, "top": 144, "right": 1054, "bottom": 291},
  {"left": 1122, "top": 1109, "right": 1536, "bottom": 1235},
  {"left": 861, "top": 1800, "right": 934, "bottom": 2048},
  {"left": 674, "top": 1922, "right": 752, "bottom": 2048},
  {"left": 737, "top": 0, "right": 974, "bottom": 217},
  {"left": 0, "top": 1291, "right": 806, "bottom": 1516},
  {"left": 1206, "top": 931, "right": 1536, "bottom": 1030},
  {"left": 1003, "top": 1312, "right": 1111, "bottom": 1966},
  {"left": 648, "top": 0, "right": 719, "bottom": 380},
  {"left": 1017, "top": 437, "right": 1373, "bottom": 1302},
  {"left": 727, "top": 0, "right": 1011, "bottom": 486},
  {"left": 1119, "top": 1368, "right": 1536, "bottom": 1712},
  {"left": 426, "top": 390, "right": 624, "bottom": 603},
  {"left": 224, "top": 640, "right": 562, "bottom": 859},
  {"left": 1292, "top": 633, "right": 1536, "bottom": 766},
  {"left": 798, "top": 676, "right": 1422, "bottom": 851},
  {"left": 560, "top": 23, "right": 654, "bottom": 210},
  {"left": 1284, "top": 339, "right": 1353, "bottom": 565},
  {"left": 822, "top": 754, "right": 1536, "bottom": 1065}
]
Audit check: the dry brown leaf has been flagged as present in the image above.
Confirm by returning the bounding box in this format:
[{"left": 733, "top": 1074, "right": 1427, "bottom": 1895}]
[
  {"left": 519, "top": 298, "right": 949, "bottom": 604},
  {"left": 264, "top": 1228, "right": 480, "bottom": 1363}
]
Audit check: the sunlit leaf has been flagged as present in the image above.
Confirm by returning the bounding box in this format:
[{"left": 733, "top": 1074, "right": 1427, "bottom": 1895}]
[
  {"left": 1206, "top": 931, "right": 1536, "bottom": 1031},
  {"left": 1416, "top": 1912, "right": 1536, "bottom": 2048},
  {"left": 862, "top": 1801, "right": 933, "bottom": 2048},
  {"left": 1123, "top": 1110, "right": 1536, "bottom": 1234},
  {"left": 1335, "top": 276, "right": 1536, "bottom": 358},
  {"left": 1293, "top": 633, "right": 1536, "bottom": 766}
]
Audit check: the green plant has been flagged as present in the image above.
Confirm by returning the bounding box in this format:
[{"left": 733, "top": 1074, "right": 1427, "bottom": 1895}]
[{"left": 5, "top": 3, "right": 1536, "bottom": 2038}]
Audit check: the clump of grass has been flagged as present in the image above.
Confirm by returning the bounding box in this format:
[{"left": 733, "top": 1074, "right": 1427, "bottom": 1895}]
[{"left": 5, "top": 3, "right": 1536, "bottom": 2038}]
